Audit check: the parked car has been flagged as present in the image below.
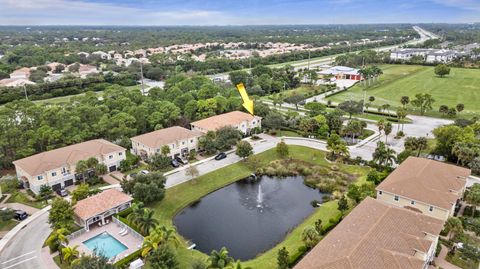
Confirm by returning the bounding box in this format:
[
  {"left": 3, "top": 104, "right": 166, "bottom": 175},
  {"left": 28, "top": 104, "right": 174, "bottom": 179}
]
[
  {"left": 56, "top": 188, "right": 68, "bottom": 197},
  {"left": 171, "top": 159, "right": 180, "bottom": 168},
  {"left": 140, "top": 170, "right": 149, "bottom": 175},
  {"left": 13, "top": 210, "right": 28, "bottom": 221},
  {"left": 129, "top": 172, "right": 138, "bottom": 179},
  {"left": 215, "top": 152, "right": 227, "bottom": 160},
  {"left": 175, "top": 157, "right": 187, "bottom": 165}
]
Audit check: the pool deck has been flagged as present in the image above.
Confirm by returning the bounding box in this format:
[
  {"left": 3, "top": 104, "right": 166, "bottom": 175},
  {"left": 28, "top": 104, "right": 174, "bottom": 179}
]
[{"left": 68, "top": 221, "right": 143, "bottom": 262}]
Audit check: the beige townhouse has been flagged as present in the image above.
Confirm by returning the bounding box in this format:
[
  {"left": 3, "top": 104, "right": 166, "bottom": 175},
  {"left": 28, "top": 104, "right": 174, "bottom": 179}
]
[
  {"left": 294, "top": 197, "right": 444, "bottom": 269},
  {"left": 130, "top": 126, "right": 203, "bottom": 159},
  {"left": 12, "top": 139, "right": 126, "bottom": 194},
  {"left": 376, "top": 156, "right": 471, "bottom": 220},
  {"left": 190, "top": 111, "right": 262, "bottom": 135}
]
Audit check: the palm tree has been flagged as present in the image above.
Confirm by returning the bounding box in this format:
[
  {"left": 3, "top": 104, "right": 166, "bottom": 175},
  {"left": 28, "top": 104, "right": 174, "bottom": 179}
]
[
  {"left": 465, "top": 185, "right": 480, "bottom": 217},
  {"left": 136, "top": 208, "right": 159, "bottom": 235},
  {"left": 46, "top": 228, "right": 70, "bottom": 252},
  {"left": 377, "top": 119, "right": 385, "bottom": 138},
  {"left": 372, "top": 141, "right": 397, "bottom": 167},
  {"left": 384, "top": 147, "right": 397, "bottom": 167},
  {"left": 384, "top": 122, "right": 393, "bottom": 145},
  {"left": 62, "top": 245, "right": 80, "bottom": 265},
  {"left": 400, "top": 96, "right": 410, "bottom": 108},
  {"left": 75, "top": 160, "right": 89, "bottom": 183},
  {"left": 141, "top": 225, "right": 180, "bottom": 257},
  {"left": 127, "top": 202, "right": 145, "bottom": 224},
  {"left": 208, "top": 247, "right": 234, "bottom": 269},
  {"left": 396, "top": 108, "right": 408, "bottom": 133},
  {"left": 445, "top": 217, "right": 463, "bottom": 240}
]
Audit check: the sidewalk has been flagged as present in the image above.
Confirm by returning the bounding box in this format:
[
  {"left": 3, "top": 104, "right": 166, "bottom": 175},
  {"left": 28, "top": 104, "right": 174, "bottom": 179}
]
[
  {"left": 435, "top": 245, "right": 461, "bottom": 269},
  {"left": 41, "top": 247, "right": 60, "bottom": 269}
]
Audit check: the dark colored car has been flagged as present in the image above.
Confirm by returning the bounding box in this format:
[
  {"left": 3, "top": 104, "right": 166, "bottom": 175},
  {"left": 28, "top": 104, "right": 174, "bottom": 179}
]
[
  {"left": 175, "top": 157, "right": 186, "bottom": 165},
  {"left": 56, "top": 188, "right": 68, "bottom": 197},
  {"left": 14, "top": 210, "right": 28, "bottom": 221},
  {"left": 214, "top": 152, "right": 227, "bottom": 160},
  {"left": 171, "top": 159, "right": 180, "bottom": 168}
]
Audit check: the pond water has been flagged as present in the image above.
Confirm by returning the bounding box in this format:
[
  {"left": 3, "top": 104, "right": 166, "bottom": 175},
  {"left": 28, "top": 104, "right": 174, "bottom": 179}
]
[{"left": 173, "top": 175, "right": 323, "bottom": 260}]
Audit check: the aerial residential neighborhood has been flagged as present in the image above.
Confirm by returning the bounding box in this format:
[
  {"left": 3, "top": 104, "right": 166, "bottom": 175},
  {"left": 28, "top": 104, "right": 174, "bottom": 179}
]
[{"left": 1, "top": 1, "right": 480, "bottom": 269}]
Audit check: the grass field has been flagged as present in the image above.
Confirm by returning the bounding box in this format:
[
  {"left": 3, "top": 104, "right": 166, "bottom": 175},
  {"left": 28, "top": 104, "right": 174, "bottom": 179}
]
[
  {"left": 150, "top": 145, "right": 370, "bottom": 268},
  {"left": 327, "top": 64, "right": 480, "bottom": 118}
]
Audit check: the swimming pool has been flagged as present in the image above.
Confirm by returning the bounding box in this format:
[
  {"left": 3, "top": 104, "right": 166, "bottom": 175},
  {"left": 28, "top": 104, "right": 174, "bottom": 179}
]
[{"left": 82, "top": 232, "right": 128, "bottom": 259}]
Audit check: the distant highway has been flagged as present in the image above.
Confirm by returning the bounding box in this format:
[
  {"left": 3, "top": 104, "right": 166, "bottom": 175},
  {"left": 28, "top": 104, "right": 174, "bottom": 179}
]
[{"left": 210, "top": 26, "right": 439, "bottom": 81}]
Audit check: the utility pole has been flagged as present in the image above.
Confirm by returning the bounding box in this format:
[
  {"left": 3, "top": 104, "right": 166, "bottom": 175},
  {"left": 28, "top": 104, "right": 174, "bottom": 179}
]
[
  {"left": 307, "top": 50, "right": 311, "bottom": 70},
  {"left": 140, "top": 61, "right": 145, "bottom": 95},
  {"left": 23, "top": 84, "right": 28, "bottom": 100}
]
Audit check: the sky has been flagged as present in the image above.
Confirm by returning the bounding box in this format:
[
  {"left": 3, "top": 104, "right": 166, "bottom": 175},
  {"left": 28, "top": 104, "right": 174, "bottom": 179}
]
[{"left": 0, "top": 0, "right": 479, "bottom": 25}]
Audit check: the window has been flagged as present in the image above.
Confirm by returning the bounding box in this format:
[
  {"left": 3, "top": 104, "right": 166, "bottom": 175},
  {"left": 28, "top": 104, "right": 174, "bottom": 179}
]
[
  {"left": 378, "top": 191, "right": 382, "bottom": 195},
  {"left": 37, "top": 175, "right": 43, "bottom": 180},
  {"left": 109, "top": 155, "right": 113, "bottom": 159},
  {"left": 51, "top": 172, "right": 57, "bottom": 177},
  {"left": 119, "top": 152, "right": 123, "bottom": 156},
  {"left": 156, "top": 149, "right": 160, "bottom": 153},
  {"left": 190, "top": 139, "right": 193, "bottom": 143},
  {"left": 171, "top": 144, "right": 175, "bottom": 149},
  {"left": 182, "top": 141, "right": 185, "bottom": 145},
  {"left": 429, "top": 206, "right": 433, "bottom": 212},
  {"left": 411, "top": 200, "right": 415, "bottom": 205},
  {"left": 394, "top": 195, "right": 399, "bottom": 201}
]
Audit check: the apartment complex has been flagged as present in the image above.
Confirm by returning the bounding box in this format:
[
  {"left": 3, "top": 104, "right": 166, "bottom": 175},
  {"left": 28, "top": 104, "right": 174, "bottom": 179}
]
[
  {"left": 376, "top": 157, "right": 470, "bottom": 220},
  {"left": 12, "top": 139, "right": 126, "bottom": 194},
  {"left": 294, "top": 197, "right": 444, "bottom": 269},
  {"left": 390, "top": 48, "right": 457, "bottom": 63},
  {"left": 190, "top": 111, "right": 262, "bottom": 135},
  {"left": 130, "top": 126, "right": 203, "bottom": 159}
]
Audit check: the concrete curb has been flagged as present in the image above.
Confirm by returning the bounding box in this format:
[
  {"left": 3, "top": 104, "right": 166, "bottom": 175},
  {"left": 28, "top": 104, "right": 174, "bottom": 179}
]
[{"left": 0, "top": 205, "right": 51, "bottom": 253}]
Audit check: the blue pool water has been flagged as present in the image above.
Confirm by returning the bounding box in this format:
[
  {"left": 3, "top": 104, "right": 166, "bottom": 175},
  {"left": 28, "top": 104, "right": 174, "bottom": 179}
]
[{"left": 82, "top": 232, "right": 128, "bottom": 259}]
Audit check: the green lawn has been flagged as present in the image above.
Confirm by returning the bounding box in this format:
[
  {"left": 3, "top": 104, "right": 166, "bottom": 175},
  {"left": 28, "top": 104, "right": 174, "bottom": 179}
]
[
  {"left": 6, "top": 191, "right": 48, "bottom": 209},
  {"left": 150, "top": 145, "right": 370, "bottom": 268},
  {"left": 275, "top": 130, "right": 303, "bottom": 137},
  {"left": 0, "top": 219, "right": 18, "bottom": 232},
  {"left": 327, "top": 64, "right": 480, "bottom": 118}
]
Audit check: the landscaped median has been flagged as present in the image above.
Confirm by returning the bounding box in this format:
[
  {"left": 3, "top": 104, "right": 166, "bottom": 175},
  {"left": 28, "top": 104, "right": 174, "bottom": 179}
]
[{"left": 149, "top": 145, "right": 371, "bottom": 268}]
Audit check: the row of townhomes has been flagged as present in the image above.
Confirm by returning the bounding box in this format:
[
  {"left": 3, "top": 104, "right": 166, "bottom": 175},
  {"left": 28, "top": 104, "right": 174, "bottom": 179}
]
[
  {"left": 12, "top": 139, "right": 127, "bottom": 194},
  {"left": 389, "top": 48, "right": 461, "bottom": 63},
  {"left": 131, "top": 111, "right": 261, "bottom": 159},
  {"left": 295, "top": 156, "right": 472, "bottom": 269},
  {"left": 13, "top": 111, "right": 261, "bottom": 194}
]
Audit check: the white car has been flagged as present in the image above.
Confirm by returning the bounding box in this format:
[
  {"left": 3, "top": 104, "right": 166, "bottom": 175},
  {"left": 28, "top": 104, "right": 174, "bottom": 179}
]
[{"left": 140, "top": 170, "right": 150, "bottom": 175}]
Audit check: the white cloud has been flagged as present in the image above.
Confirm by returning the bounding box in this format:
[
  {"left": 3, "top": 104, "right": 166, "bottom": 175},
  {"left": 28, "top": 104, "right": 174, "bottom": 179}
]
[{"left": 0, "top": 0, "right": 230, "bottom": 25}]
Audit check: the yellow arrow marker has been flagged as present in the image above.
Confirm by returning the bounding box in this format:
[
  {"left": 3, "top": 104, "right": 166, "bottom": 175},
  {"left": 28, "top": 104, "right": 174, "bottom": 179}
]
[{"left": 236, "top": 83, "right": 254, "bottom": 115}]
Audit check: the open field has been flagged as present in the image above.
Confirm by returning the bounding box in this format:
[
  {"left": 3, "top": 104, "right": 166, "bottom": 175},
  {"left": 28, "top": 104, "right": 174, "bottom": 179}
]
[
  {"left": 150, "top": 145, "right": 370, "bottom": 268},
  {"left": 327, "top": 64, "right": 480, "bottom": 118}
]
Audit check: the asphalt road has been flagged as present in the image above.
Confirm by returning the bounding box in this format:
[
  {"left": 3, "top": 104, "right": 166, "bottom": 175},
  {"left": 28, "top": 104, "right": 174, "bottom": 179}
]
[{"left": 0, "top": 212, "right": 50, "bottom": 269}]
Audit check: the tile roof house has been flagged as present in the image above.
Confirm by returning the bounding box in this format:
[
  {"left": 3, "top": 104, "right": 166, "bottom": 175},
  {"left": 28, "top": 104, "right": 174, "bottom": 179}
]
[
  {"left": 0, "top": 78, "right": 36, "bottom": 87},
  {"left": 376, "top": 156, "right": 470, "bottom": 220},
  {"left": 294, "top": 197, "right": 444, "bottom": 269},
  {"left": 190, "top": 111, "right": 262, "bottom": 135},
  {"left": 317, "top": 66, "right": 362, "bottom": 81},
  {"left": 130, "top": 126, "right": 203, "bottom": 159},
  {"left": 74, "top": 189, "right": 132, "bottom": 230},
  {"left": 9, "top": 67, "right": 31, "bottom": 79},
  {"left": 13, "top": 139, "right": 126, "bottom": 194}
]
